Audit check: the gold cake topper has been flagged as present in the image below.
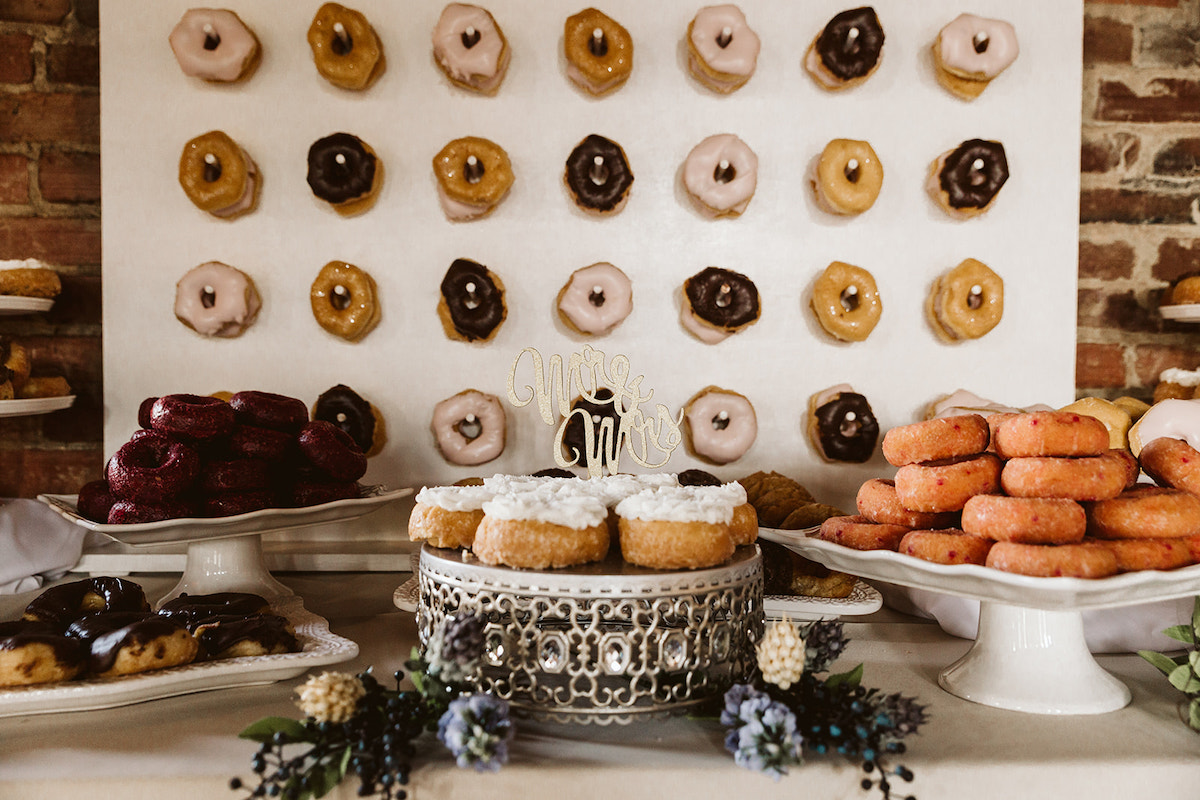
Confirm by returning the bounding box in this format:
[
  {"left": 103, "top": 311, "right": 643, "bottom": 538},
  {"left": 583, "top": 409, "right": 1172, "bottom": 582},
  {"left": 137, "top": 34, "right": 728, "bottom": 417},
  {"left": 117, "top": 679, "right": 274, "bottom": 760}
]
[{"left": 507, "top": 345, "right": 683, "bottom": 477}]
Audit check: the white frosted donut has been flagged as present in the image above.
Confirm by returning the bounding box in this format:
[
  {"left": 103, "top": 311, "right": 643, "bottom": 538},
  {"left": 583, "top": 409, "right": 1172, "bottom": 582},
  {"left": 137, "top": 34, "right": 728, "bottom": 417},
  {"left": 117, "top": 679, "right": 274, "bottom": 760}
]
[
  {"left": 935, "top": 14, "right": 1018, "bottom": 82},
  {"left": 174, "top": 261, "right": 261, "bottom": 338},
  {"left": 431, "top": 389, "right": 506, "bottom": 466},
  {"left": 687, "top": 5, "right": 760, "bottom": 92},
  {"left": 556, "top": 262, "right": 633, "bottom": 336},
  {"left": 682, "top": 134, "right": 758, "bottom": 218},
  {"left": 168, "top": 9, "right": 260, "bottom": 83},
  {"left": 1128, "top": 398, "right": 1200, "bottom": 457},
  {"left": 684, "top": 386, "right": 756, "bottom": 465},
  {"left": 432, "top": 3, "right": 510, "bottom": 94}
]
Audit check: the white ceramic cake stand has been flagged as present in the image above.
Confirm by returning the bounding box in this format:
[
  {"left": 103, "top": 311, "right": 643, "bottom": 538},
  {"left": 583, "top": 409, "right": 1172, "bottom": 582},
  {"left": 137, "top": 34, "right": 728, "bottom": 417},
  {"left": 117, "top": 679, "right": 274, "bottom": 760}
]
[
  {"left": 39, "top": 487, "right": 411, "bottom": 602},
  {"left": 759, "top": 529, "right": 1200, "bottom": 715}
]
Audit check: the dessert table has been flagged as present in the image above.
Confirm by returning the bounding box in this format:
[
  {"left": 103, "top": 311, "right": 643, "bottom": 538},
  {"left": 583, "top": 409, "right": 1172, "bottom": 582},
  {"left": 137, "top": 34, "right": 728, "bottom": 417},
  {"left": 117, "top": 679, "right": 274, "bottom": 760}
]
[{"left": 0, "top": 571, "right": 1196, "bottom": 800}]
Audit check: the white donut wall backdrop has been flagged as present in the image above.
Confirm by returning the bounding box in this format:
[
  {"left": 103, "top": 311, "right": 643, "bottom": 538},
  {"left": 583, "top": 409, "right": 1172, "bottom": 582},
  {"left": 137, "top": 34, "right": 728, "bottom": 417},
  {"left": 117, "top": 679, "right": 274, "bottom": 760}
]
[{"left": 100, "top": 0, "right": 1082, "bottom": 524}]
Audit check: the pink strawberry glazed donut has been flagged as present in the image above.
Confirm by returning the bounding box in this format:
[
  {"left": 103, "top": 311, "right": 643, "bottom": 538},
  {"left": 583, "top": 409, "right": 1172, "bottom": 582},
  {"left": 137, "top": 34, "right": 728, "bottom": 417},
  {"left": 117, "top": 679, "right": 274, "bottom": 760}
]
[
  {"left": 174, "top": 262, "right": 261, "bottom": 339},
  {"left": 431, "top": 389, "right": 506, "bottom": 466},
  {"left": 683, "top": 386, "right": 757, "bottom": 465},
  {"left": 686, "top": 5, "right": 760, "bottom": 93},
  {"left": 169, "top": 8, "right": 261, "bottom": 83},
  {"left": 682, "top": 134, "right": 758, "bottom": 218},
  {"left": 556, "top": 262, "right": 633, "bottom": 336},
  {"left": 432, "top": 3, "right": 510, "bottom": 95}
]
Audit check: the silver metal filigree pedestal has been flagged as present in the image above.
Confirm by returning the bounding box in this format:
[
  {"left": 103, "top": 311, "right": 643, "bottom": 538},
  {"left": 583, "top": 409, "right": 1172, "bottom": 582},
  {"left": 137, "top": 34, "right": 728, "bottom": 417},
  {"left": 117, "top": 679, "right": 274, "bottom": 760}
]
[{"left": 417, "top": 545, "right": 763, "bottom": 725}]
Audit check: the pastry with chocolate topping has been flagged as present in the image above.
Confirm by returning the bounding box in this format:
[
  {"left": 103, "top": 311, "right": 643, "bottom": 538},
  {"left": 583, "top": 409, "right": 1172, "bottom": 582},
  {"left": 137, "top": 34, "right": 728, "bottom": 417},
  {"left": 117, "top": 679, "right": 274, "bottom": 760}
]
[
  {"left": 86, "top": 615, "right": 199, "bottom": 678},
  {"left": 438, "top": 258, "right": 507, "bottom": 343},
  {"left": 314, "top": 384, "right": 386, "bottom": 457},
  {"left": 808, "top": 384, "right": 879, "bottom": 463},
  {"left": 564, "top": 134, "right": 634, "bottom": 215},
  {"left": 0, "top": 620, "right": 86, "bottom": 687},
  {"left": 805, "top": 7, "right": 885, "bottom": 91},
  {"left": 193, "top": 614, "right": 298, "bottom": 659},
  {"left": 928, "top": 139, "right": 1008, "bottom": 219},
  {"left": 306, "top": 132, "right": 383, "bottom": 216},
  {"left": 680, "top": 266, "right": 760, "bottom": 344},
  {"left": 24, "top": 577, "right": 151, "bottom": 630},
  {"left": 561, "top": 389, "right": 621, "bottom": 465}
]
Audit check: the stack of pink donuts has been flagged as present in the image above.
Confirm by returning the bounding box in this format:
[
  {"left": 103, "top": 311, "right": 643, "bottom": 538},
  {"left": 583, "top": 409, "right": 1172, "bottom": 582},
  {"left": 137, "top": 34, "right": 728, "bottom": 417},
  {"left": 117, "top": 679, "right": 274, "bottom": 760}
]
[{"left": 76, "top": 391, "right": 367, "bottom": 524}]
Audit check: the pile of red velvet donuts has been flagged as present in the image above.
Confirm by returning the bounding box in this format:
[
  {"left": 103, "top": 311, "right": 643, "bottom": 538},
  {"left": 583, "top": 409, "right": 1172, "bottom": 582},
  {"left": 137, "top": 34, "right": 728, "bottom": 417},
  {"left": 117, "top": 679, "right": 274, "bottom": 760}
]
[{"left": 76, "top": 391, "right": 368, "bottom": 524}]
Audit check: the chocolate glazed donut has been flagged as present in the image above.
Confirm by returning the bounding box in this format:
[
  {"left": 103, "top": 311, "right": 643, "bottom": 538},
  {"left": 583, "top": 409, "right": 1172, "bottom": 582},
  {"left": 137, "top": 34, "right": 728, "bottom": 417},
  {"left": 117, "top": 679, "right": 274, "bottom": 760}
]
[
  {"left": 439, "top": 258, "right": 506, "bottom": 342},
  {"left": 814, "top": 392, "right": 879, "bottom": 463},
  {"left": 564, "top": 134, "right": 634, "bottom": 213},
  {"left": 314, "top": 384, "right": 377, "bottom": 455},
  {"left": 938, "top": 139, "right": 1008, "bottom": 211},
  {"left": 562, "top": 388, "right": 621, "bottom": 461},
  {"left": 685, "top": 267, "right": 760, "bottom": 331},
  {"left": 816, "top": 7, "right": 885, "bottom": 81},
  {"left": 306, "top": 132, "right": 376, "bottom": 204}
]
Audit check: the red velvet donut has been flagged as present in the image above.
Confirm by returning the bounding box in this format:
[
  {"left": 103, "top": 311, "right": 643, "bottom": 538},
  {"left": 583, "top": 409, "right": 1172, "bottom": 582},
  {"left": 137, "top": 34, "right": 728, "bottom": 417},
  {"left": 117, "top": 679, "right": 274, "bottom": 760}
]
[
  {"left": 297, "top": 420, "right": 367, "bottom": 482},
  {"left": 198, "top": 458, "right": 272, "bottom": 494},
  {"left": 137, "top": 396, "right": 158, "bottom": 428},
  {"left": 202, "top": 490, "right": 275, "bottom": 518},
  {"left": 106, "top": 431, "right": 200, "bottom": 504},
  {"left": 76, "top": 479, "right": 116, "bottom": 523},
  {"left": 229, "top": 390, "right": 309, "bottom": 432},
  {"left": 228, "top": 424, "right": 295, "bottom": 462},
  {"left": 107, "top": 498, "right": 198, "bottom": 524},
  {"left": 150, "top": 393, "right": 236, "bottom": 440},
  {"left": 291, "top": 479, "right": 360, "bottom": 507}
]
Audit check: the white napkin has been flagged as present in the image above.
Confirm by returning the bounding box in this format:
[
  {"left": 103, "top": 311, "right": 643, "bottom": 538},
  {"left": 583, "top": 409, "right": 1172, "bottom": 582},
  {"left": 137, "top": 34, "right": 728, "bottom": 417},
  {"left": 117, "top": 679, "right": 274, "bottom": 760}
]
[{"left": 0, "top": 499, "right": 89, "bottom": 594}]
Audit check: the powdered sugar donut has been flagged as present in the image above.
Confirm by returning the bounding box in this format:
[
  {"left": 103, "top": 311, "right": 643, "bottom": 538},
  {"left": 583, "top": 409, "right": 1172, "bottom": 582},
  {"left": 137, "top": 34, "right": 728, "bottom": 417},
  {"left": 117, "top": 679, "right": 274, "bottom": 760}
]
[
  {"left": 893, "top": 453, "right": 1002, "bottom": 513},
  {"left": 882, "top": 413, "right": 990, "bottom": 467},
  {"left": 431, "top": 390, "right": 506, "bottom": 466},
  {"left": 686, "top": 5, "right": 760, "bottom": 93},
  {"left": 556, "top": 262, "right": 632, "bottom": 336},
  {"left": 986, "top": 542, "right": 1118, "bottom": 579},
  {"left": 616, "top": 485, "right": 737, "bottom": 569},
  {"left": 682, "top": 134, "right": 758, "bottom": 218},
  {"left": 1000, "top": 453, "right": 1127, "bottom": 501},
  {"left": 683, "top": 386, "right": 756, "bottom": 465},
  {"left": 174, "top": 262, "right": 261, "bottom": 338},
  {"left": 961, "top": 494, "right": 1086, "bottom": 545}
]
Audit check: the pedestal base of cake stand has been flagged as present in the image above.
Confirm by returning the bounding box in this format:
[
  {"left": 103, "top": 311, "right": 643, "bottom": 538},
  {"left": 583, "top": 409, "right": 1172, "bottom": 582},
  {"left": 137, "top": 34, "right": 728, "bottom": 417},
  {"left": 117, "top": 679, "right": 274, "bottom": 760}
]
[
  {"left": 938, "top": 601, "right": 1132, "bottom": 715},
  {"left": 162, "top": 534, "right": 293, "bottom": 603}
]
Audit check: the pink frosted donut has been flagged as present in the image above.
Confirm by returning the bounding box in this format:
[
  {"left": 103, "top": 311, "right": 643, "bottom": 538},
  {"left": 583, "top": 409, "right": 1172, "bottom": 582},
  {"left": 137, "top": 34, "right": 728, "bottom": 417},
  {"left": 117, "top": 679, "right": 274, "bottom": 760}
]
[
  {"left": 556, "top": 262, "right": 633, "bottom": 336},
  {"left": 432, "top": 3, "right": 510, "bottom": 95},
  {"left": 682, "top": 134, "right": 758, "bottom": 218},
  {"left": 174, "top": 262, "right": 261, "bottom": 338},
  {"left": 933, "top": 13, "right": 1018, "bottom": 100},
  {"left": 168, "top": 9, "right": 261, "bottom": 83},
  {"left": 432, "top": 389, "right": 506, "bottom": 466},
  {"left": 683, "top": 386, "right": 756, "bottom": 465},
  {"left": 687, "top": 5, "right": 760, "bottom": 93}
]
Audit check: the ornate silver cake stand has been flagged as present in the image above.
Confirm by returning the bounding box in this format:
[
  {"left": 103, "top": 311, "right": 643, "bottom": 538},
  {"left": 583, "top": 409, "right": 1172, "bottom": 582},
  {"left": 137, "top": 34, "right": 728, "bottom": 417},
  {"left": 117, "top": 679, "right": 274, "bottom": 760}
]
[{"left": 417, "top": 544, "right": 763, "bottom": 725}]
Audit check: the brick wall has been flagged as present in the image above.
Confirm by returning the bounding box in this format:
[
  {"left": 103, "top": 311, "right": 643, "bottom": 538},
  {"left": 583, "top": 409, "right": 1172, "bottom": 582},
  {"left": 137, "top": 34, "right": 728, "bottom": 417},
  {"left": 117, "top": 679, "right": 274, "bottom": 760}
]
[{"left": 0, "top": 0, "right": 1196, "bottom": 497}]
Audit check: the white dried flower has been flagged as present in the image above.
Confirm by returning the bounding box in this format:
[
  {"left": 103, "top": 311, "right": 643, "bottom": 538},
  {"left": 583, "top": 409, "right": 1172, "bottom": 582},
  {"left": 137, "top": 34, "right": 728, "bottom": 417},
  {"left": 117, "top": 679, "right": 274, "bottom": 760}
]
[
  {"left": 295, "top": 671, "right": 366, "bottom": 723},
  {"left": 757, "top": 618, "right": 806, "bottom": 689}
]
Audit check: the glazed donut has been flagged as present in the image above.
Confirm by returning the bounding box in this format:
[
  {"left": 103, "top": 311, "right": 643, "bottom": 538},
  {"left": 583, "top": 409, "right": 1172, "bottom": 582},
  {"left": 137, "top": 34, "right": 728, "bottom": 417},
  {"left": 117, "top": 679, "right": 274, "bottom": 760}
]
[
  {"left": 174, "top": 262, "right": 261, "bottom": 339},
  {"left": 1000, "top": 454, "right": 1127, "bottom": 502},
  {"left": 408, "top": 484, "right": 492, "bottom": 549},
  {"left": 615, "top": 485, "right": 736, "bottom": 569},
  {"left": 24, "top": 577, "right": 150, "bottom": 629},
  {"left": 564, "top": 7, "right": 633, "bottom": 95},
  {"left": 808, "top": 384, "right": 879, "bottom": 463},
  {"left": 168, "top": 8, "right": 261, "bottom": 83},
  {"left": 1127, "top": 398, "right": 1200, "bottom": 457},
  {"left": 927, "top": 258, "right": 1004, "bottom": 342},
  {"left": 229, "top": 391, "right": 308, "bottom": 433},
  {"left": 812, "top": 140, "right": 883, "bottom": 216},
  {"left": 107, "top": 498, "right": 198, "bottom": 525},
  {"left": 805, "top": 6, "right": 885, "bottom": 91},
  {"left": 899, "top": 529, "right": 993, "bottom": 566},
  {"left": 150, "top": 393, "right": 236, "bottom": 440},
  {"left": 298, "top": 420, "right": 367, "bottom": 482},
  {"left": 87, "top": 616, "right": 199, "bottom": 678},
  {"left": 307, "top": 3, "right": 385, "bottom": 90},
  {"left": 683, "top": 386, "right": 757, "bottom": 465},
  {"left": 1086, "top": 486, "right": 1200, "bottom": 539},
  {"left": 682, "top": 134, "right": 758, "bottom": 218},
  {"left": 475, "top": 486, "right": 611, "bottom": 569},
  {"left": 561, "top": 389, "right": 620, "bottom": 465},
  {"left": 680, "top": 266, "right": 760, "bottom": 344},
  {"left": 228, "top": 424, "right": 294, "bottom": 462},
  {"left": 198, "top": 458, "right": 272, "bottom": 495},
  {"left": 992, "top": 411, "right": 1110, "bottom": 459},
  {"left": 76, "top": 479, "right": 117, "bottom": 523},
  {"left": 314, "top": 384, "right": 385, "bottom": 457},
  {"left": 932, "top": 13, "right": 1019, "bottom": 101},
  {"left": 818, "top": 515, "right": 910, "bottom": 551},
  {"left": 856, "top": 478, "right": 959, "bottom": 529},
  {"left": 0, "top": 620, "right": 85, "bottom": 687},
  {"left": 928, "top": 139, "right": 1009, "bottom": 219},
  {"left": 1140, "top": 436, "right": 1200, "bottom": 496},
  {"left": 686, "top": 5, "right": 760, "bottom": 93},
  {"left": 1091, "top": 537, "right": 1194, "bottom": 573},
  {"left": 432, "top": 136, "right": 514, "bottom": 221},
  {"left": 193, "top": 614, "right": 298, "bottom": 659},
  {"left": 432, "top": 389, "right": 506, "bottom": 466},
  {"left": 1060, "top": 397, "right": 1132, "bottom": 450},
  {"left": 432, "top": 3, "right": 510, "bottom": 95},
  {"left": 310, "top": 260, "right": 380, "bottom": 342},
  {"left": 178, "top": 131, "right": 260, "bottom": 219},
  {"left": 306, "top": 133, "right": 382, "bottom": 216},
  {"left": 556, "top": 262, "right": 633, "bottom": 336},
  {"left": 202, "top": 490, "right": 275, "bottom": 518},
  {"left": 961, "top": 495, "right": 1086, "bottom": 545},
  {"left": 985, "top": 542, "right": 1119, "bottom": 579},
  {"left": 894, "top": 453, "right": 1002, "bottom": 513},
  {"left": 438, "top": 258, "right": 506, "bottom": 343},
  {"left": 882, "top": 414, "right": 990, "bottom": 467},
  {"left": 106, "top": 431, "right": 200, "bottom": 504},
  {"left": 0, "top": 259, "right": 61, "bottom": 298},
  {"left": 564, "top": 134, "right": 635, "bottom": 215},
  {"left": 810, "top": 261, "right": 882, "bottom": 342}
]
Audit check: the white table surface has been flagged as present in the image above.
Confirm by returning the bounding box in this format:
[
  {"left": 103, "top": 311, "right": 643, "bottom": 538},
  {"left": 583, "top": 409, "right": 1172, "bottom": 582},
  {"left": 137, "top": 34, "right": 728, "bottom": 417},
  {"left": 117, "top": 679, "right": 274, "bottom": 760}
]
[{"left": 1, "top": 572, "right": 1197, "bottom": 800}]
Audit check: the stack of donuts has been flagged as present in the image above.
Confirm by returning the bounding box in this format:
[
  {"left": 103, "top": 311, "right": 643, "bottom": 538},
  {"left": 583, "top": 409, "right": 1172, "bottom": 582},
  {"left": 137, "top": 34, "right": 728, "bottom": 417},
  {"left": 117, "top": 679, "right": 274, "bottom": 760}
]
[
  {"left": 820, "top": 409, "right": 1200, "bottom": 578},
  {"left": 0, "top": 578, "right": 298, "bottom": 688},
  {"left": 408, "top": 469, "right": 756, "bottom": 572},
  {"left": 76, "top": 390, "right": 368, "bottom": 525}
]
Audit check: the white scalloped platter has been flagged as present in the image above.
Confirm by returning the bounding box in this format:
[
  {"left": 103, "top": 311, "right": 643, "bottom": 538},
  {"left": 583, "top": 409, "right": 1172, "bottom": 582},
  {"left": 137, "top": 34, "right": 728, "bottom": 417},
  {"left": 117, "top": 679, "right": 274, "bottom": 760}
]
[
  {"left": 38, "top": 485, "right": 412, "bottom": 547},
  {"left": 0, "top": 396, "right": 75, "bottom": 418},
  {"left": 0, "top": 595, "right": 357, "bottom": 718},
  {"left": 760, "top": 527, "right": 1200, "bottom": 612},
  {"left": 0, "top": 296, "right": 54, "bottom": 315},
  {"left": 1159, "top": 303, "right": 1200, "bottom": 322}
]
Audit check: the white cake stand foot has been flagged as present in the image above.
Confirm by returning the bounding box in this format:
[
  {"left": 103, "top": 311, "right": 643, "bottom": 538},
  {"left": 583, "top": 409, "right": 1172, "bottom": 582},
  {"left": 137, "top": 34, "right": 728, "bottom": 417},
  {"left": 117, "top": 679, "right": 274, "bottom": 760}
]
[
  {"left": 160, "top": 534, "right": 293, "bottom": 603},
  {"left": 938, "top": 601, "right": 1131, "bottom": 715}
]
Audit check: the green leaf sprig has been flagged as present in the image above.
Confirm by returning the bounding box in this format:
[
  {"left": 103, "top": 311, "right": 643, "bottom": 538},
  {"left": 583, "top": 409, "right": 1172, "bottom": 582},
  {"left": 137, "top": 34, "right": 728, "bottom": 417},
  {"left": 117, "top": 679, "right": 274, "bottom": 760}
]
[{"left": 1138, "top": 596, "right": 1200, "bottom": 732}]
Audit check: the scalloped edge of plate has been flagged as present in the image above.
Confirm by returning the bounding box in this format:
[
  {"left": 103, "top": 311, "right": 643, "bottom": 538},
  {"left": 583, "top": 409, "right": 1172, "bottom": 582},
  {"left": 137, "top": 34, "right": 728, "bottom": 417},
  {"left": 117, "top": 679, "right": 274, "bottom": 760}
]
[
  {"left": 0, "top": 296, "right": 54, "bottom": 315},
  {"left": 0, "top": 396, "right": 75, "bottom": 417},
  {"left": 1160, "top": 303, "right": 1200, "bottom": 321}
]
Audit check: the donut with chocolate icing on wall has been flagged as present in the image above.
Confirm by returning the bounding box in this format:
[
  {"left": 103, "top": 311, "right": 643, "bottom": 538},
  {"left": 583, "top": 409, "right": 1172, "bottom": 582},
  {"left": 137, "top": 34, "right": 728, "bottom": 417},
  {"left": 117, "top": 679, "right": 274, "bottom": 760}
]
[
  {"left": 310, "top": 261, "right": 380, "bottom": 342},
  {"left": 438, "top": 258, "right": 506, "bottom": 343},
  {"left": 564, "top": 8, "right": 633, "bottom": 96},
  {"left": 564, "top": 134, "right": 634, "bottom": 215},
  {"left": 432, "top": 136, "right": 513, "bottom": 221},
  {"left": 808, "top": 384, "right": 879, "bottom": 464},
  {"left": 683, "top": 386, "right": 756, "bottom": 465},
  {"left": 307, "top": 3, "right": 385, "bottom": 90},
  {"left": 174, "top": 262, "right": 261, "bottom": 339},
  {"left": 680, "top": 266, "right": 760, "bottom": 344},
  {"left": 178, "top": 131, "right": 260, "bottom": 219},
  {"left": 805, "top": 7, "right": 885, "bottom": 91},
  {"left": 432, "top": 389, "right": 506, "bottom": 466},
  {"left": 169, "top": 8, "right": 261, "bottom": 83},
  {"left": 432, "top": 3, "right": 510, "bottom": 95},
  {"left": 682, "top": 134, "right": 758, "bottom": 218},
  {"left": 686, "top": 5, "right": 760, "bottom": 93},
  {"left": 927, "top": 139, "right": 1009, "bottom": 219},
  {"left": 306, "top": 133, "right": 382, "bottom": 216},
  {"left": 556, "top": 262, "right": 632, "bottom": 336},
  {"left": 314, "top": 384, "right": 385, "bottom": 457},
  {"left": 811, "top": 261, "right": 882, "bottom": 342},
  {"left": 926, "top": 258, "right": 1003, "bottom": 342},
  {"left": 812, "top": 139, "right": 883, "bottom": 216},
  {"left": 561, "top": 389, "right": 620, "bottom": 465},
  {"left": 932, "top": 13, "right": 1018, "bottom": 100}
]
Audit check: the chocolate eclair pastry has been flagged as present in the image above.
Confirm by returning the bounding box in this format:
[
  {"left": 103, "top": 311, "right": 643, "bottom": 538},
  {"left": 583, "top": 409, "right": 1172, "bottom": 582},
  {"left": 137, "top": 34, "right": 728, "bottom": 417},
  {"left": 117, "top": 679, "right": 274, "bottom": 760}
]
[
  {"left": 811, "top": 391, "right": 879, "bottom": 463},
  {"left": 193, "top": 613, "right": 298, "bottom": 658},
  {"left": 314, "top": 384, "right": 380, "bottom": 456},
  {"left": 87, "top": 615, "right": 198, "bottom": 677},
  {"left": 813, "top": 7, "right": 885, "bottom": 84},
  {"left": 562, "top": 388, "right": 621, "bottom": 462},
  {"left": 564, "top": 134, "right": 634, "bottom": 214},
  {"left": 438, "top": 258, "right": 507, "bottom": 342},
  {"left": 0, "top": 620, "right": 86, "bottom": 687},
  {"left": 24, "top": 577, "right": 151, "bottom": 630},
  {"left": 936, "top": 139, "right": 1008, "bottom": 212},
  {"left": 64, "top": 612, "right": 156, "bottom": 642},
  {"left": 306, "top": 132, "right": 380, "bottom": 213},
  {"left": 678, "top": 468, "right": 722, "bottom": 486},
  {"left": 684, "top": 267, "right": 760, "bottom": 332},
  {"left": 157, "top": 591, "right": 270, "bottom": 625}
]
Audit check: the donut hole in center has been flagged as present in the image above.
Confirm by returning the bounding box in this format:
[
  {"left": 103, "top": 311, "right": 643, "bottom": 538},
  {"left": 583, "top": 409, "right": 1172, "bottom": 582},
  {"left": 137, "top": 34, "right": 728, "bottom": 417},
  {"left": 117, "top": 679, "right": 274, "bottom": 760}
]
[
  {"left": 336, "top": 412, "right": 348, "bottom": 423},
  {"left": 330, "top": 284, "right": 351, "bottom": 311},
  {"left": 716, "top": 26, "right": 733, "bottom": 49},
  {"left": 839, "top": 285, "right": 860, "bottom": 313},
  {"left": 840, "top": 411, "right": 862, "bottom": 439},
  {"left": 331, "top": 22, "right": 353, "bottom": 56},
  {"left": 202, "top": 28, "right": 221, "bottom": 51},
  {"left": 589, "top": 156, "right": 610, "bottom": 187},
  {"left": 463, "top": 281, "right": 480, "bottom": 310},
  {"left": 588, "top": 27, "right": 608, "bottom": 58},
  {"left": 967, "top": 284, "right": 984, "bottom": 310},
  {"left": 711, "top": 410, "right": 731, "bottom": 432},
  {"left": 332, "top": 152, "right": 350, "bottom": 179},
  {"left": 464, "top": 155, "right": 485, "bottom": 185},
  {"left": 969, "top": 157, "right": 988, "bottom": 186},
  {"left": 843, "top": 26, "right": 861, "bottom": 55},
  {"left": 713, "top": 159, "right": 737, "bottom": 184},
  {"left": 202, "top": 153, "right": 222, "bottom": 183},
  {"left": 456, "top": 414, "right": 482, "bottom": 441},
  {"left": 200, "top": 285, "right": 217, "bottom": 309},
  {"left": 461, "top": 26, "right": 481, "bottom": 49},
  {"left": 973, "top": 31, "right": 990, "bottom": 54},
  {"left": 588, "top": 286, "right": 607, "bottom": 307},
  {"left": 715, "top": 283, "right": 732, "bottom": 309},
  {"left": 843, "top": 158, "right": 861, "bottom": 184}
]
